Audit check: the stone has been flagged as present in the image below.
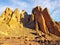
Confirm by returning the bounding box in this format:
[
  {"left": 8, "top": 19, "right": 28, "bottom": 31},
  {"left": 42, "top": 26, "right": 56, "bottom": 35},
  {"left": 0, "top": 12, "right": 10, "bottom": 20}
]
[
  {"left": 9, "top": 8, "right": 22, "bottom": 30},
  {"left": 55, "top": 21, "right": 60, "bottom": 31},
  {"left": 24, "top": 14, "right": 35, "bottom": 29},
  {"left": 32, "top": 6, "right": 49, "bottom": 34},
  {"left": 0, "top": 6, "right": 60, "bottom": 38},
  {"left": 12, "top": 8, "right": 20, "bottom": 22},
  {"left": 21, "top": 10, "right": 29, "bottom": 26},
  {"left": 42, "top": 8, "right": 60, "bottom": 36},
  {"left": 29, "top": 14, "right": 34, "bottom": 23},
  {"left": 0, "top": 22, "right": 10, "bottom": 36},
  {"left": 1, "top": 7, "right": 13, "bottom": 24},
  {"left": 32, "top": 6, "right": 60, "bottom": 36}
]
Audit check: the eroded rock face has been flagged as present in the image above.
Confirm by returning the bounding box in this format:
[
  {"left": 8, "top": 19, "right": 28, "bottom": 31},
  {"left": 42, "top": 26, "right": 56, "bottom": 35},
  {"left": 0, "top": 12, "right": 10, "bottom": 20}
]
[
  {"left": 1, "top": 8, "right": 13, "bottom": 23},
  {"left": 0, "top": 7, "right": 60, "bottom": 37},
  {"left": 42, "top": 8, "right": 60, "bottom": 36},
  {"left": 32, "top": 6, "right": 60, "bottom": 36},
  {"left": 9, "top": 8, "right": 22, "bottom": 30},
  {"left": 21, "top": 10, "right": 29, "bottom": 26},
  {"left": 0, "top": 8, "right": 24, "bottom": 30},
  {"left": 32, "top": 6, "right": 49, "bottom": 34},
  {"left": 25, "top": 14, "right": 35, "bottom": 29}
]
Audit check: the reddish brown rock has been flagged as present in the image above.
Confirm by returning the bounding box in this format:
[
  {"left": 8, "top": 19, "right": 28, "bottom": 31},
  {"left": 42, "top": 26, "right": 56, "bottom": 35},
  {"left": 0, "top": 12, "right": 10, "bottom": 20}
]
[
  {"left": 32, "top": 6, "right": 49, "bottom": 35},
  {"left": 32, "top": 6, "right": 60, "bottom": 36},
  {"left": 42, "top": 8, "right": 60, "bottom": 36},
  {"left": 55, "top": 21, "right": 60, "bottom": 29}
]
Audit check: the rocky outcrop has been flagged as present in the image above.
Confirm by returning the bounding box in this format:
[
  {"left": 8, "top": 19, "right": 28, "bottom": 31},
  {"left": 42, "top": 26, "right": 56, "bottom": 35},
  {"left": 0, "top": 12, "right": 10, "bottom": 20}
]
[
  {"left": 9, "top": 8, "right": 23, "bottom": 30},
  {"left": 32, "top": 6, "right": 60, "bottom": 36},
  {"left": 1, "top": 8, "right": 13, "bottom": 23},
  {"left": 0, "top": 6, "right": 60, "bottom": 37},
  {"left": 25, "top": 15, "right": 35, "bottom": 29},
  {"left": 0, "top": 8, "right": 24, "bottom": 31},
  {"left": 42, "top": 8, "right": 60, "bottom": 36},
  {"left": 32, "top": 6, "right": 49, "bottom": 34},
  {"left": 0, "top": 8, "right": 34, "bottom": 30},
  {"left": 55, "top": 21, "right": 60, "bottom": 31},
  {"left": 21, "top": 10, "right": 29, "bottom": 26}
]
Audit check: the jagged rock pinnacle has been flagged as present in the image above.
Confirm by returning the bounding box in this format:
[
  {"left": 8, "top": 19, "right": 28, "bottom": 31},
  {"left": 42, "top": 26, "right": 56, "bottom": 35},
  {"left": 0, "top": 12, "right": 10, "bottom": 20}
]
[
  {"left": 0, "top": 7, "right": 13, "bottom": 24},
  {"left": 14, "top": 8, "right": 20, "bottom": 13}
]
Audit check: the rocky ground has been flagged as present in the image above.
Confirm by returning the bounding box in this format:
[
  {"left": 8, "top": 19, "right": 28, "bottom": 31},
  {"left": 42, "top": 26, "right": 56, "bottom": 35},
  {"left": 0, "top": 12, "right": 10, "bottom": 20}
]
[
  {"left": 0, "top": 37, "right": 60, "bottom": 45},
  {"left": 0, "top": 27, "right": 60, "bottom": 45}
]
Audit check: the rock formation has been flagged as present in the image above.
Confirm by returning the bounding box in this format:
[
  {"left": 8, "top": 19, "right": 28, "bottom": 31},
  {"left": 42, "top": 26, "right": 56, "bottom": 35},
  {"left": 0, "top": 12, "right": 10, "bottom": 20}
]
[
  {"left": 25, "top": 14, "right": 35, "bottom": 29},
  {"left": 42, "top": 8, "right": 60, "bottom": 36},
  {"left": 32, "top": 6, "right": 49, "bottom": 34},
  {"left": 0, "top": 8, "right": 24, "bottom": 31},
  {"left": 32, "top": 6, "right": 60, "bottom": 36},
  {"left": 21, "top": 10, "right": 29, "bottom": 26},
  {"left": 9, "top": 8, "right": 24, "bottom": 30},
  {"left": 0, "top": 8, "right": 13, "bottom": 23},
  {"left": 0, "top": 6, "right": 60, "bottom": 37}
]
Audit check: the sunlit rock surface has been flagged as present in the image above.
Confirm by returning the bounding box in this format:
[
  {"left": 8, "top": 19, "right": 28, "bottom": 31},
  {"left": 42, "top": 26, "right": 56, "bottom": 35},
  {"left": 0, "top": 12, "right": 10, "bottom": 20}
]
[{"left": 0, "top": 7, "right": 60, "bottom": 44}]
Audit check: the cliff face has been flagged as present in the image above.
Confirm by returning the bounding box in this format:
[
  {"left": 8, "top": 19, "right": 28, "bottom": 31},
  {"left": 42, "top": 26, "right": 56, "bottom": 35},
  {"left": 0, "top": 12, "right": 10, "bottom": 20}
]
[
  {"left": 42, "top": 8, "right": 60, "bottom": 36},
  {"left": 32, "top": 6, "right": 60, "bottom": 36}
]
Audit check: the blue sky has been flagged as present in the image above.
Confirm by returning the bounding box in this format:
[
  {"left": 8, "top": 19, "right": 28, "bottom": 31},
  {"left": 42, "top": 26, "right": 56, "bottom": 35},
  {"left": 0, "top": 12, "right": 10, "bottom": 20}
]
[{"left": 0, "top": 0, "right": 60, "bottom": 21}]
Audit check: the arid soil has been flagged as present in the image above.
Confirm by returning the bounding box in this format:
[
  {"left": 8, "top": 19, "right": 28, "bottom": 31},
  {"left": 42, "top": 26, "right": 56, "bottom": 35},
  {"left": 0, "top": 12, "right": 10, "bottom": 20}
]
[
  {"left": 0, "top": 36, "right": 60, "bottom": 45},
  {"left": 0, "top": 27, "right": 60, "bottom": 45}
]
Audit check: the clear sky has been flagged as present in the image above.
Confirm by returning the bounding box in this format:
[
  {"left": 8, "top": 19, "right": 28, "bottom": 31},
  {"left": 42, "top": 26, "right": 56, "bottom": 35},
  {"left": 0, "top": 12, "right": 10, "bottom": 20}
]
[{"left": 0, "top": 0, "right": 60, "bottom": 21}]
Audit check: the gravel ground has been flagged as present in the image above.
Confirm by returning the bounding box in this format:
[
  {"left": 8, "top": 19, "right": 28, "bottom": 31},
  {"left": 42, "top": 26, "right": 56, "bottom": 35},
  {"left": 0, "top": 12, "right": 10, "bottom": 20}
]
[{"left": 0, "top": 36, "right": 60, "bottom": 45}]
